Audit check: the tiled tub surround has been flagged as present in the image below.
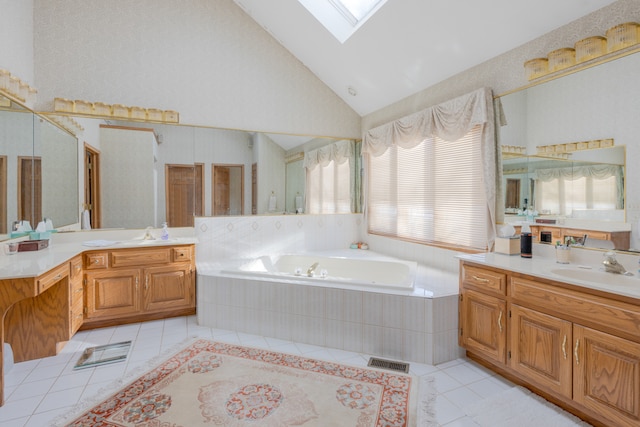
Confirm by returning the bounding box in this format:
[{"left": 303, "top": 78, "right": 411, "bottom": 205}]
[{"left": 195, "top": 214, "right": 462, "bottom": 365}]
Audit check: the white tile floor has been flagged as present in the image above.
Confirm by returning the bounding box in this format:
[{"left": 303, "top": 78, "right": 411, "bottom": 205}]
[{"left": 0, "top": 315, "right": 587, "bottom": 426}]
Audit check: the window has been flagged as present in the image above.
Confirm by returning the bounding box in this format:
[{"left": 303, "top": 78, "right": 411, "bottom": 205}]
[
  {"left": 534, "top": 165, "right": 622, "bottom": 216},
  {"left": 367, "top": 125, "right": 488, "bottom": 250},
  {"left": 298, "top": 0, "right": 387, "bottom": 43},
  {"left": 363, "top": 88, "right": 496, "bottom": 250},
  {"left": 305, "top": 139, "right": 356, "bottom": 214},
  {"left": 307, "top": 159, "right": 351, "bottom": 214}
]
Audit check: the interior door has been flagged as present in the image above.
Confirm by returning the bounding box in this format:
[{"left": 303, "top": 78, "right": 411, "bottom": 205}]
[
  {"left": 165, "top": 164, "right": 203, "bottom": 227},
  {"left": 18, "top": 156, "right": 42, "bottom": 227},
  {"left": 213, "top": 164, "right": 244, "bottom": 216},
  {"left": 84, "top": 144, "right": 101, "bottom": 229},
  {"left": 505, "top": 178, "right": 521, "bottom": 209}
]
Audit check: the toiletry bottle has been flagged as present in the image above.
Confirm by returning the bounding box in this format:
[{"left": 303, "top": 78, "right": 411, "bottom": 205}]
[
  {"left": 161, "top": 222, "right": 169, "bottom": 240},
  {"left": 520, "top": 223, "right": 532, "bottom": 258}
]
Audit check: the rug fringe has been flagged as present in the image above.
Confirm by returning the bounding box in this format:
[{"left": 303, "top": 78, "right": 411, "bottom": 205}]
[
  {"left": 50, "top": 335, "right": 201, "bottom": 427},
  {"left": 417, "top": 375, "right": 437, "bottom": 426}
]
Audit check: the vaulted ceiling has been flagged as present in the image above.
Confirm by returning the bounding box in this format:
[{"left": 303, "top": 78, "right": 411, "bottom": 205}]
[{"left": 234, "top": 0, "right": 617, "bottom": 117}]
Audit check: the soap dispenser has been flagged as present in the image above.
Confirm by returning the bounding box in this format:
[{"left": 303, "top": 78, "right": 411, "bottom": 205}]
[{"left": 161, "top": 222, "right": 169, "bottom": 240}]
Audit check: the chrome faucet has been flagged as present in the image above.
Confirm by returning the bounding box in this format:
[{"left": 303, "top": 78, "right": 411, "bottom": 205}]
[
  {"left": 602, "top": 251, "right": 629, "bottom": 275},
  {"left": 307, "top": 262, "right": 319, "bottom": 277}
]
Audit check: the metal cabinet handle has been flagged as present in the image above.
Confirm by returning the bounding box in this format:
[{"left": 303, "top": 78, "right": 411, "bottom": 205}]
[
  {"left": 498, "top": 310, "right": 503, "bottom": 333},
  {"left": 562, "top": 335, "right": 567, "bottom": 359},
  {"left": 472, "top": 275, "right": 489, "bottom": 283},
  {"left": 574, "top": 338, "right": 580, "bottom": 364}
]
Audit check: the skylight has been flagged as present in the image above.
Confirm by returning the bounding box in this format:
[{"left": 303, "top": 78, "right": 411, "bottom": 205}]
[{"left": 298, "top": 0, "right": 387, "bottom": 43}]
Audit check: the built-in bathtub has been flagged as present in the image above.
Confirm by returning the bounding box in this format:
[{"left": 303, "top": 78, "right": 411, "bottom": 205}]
[
  {"left": 224, "top": 253, "right": 416, "bottom": 291},
  {"left": 196, "top": 249, "right": 462, "bottom": 365}
]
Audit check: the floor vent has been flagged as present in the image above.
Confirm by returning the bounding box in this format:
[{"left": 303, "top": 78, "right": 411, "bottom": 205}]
[
  {"left": 74, "top": 341, "right": 132, "bottom": 370},
  {"left": 367, "top": 357, "right": 410, "bottom": 373}
]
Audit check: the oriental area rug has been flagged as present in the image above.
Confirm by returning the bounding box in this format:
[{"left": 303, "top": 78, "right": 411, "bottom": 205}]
[{"left": 55, "top": 338, "right": 434, "bottom": 426}]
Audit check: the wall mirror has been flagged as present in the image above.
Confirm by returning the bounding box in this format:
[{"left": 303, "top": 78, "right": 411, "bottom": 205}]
[
  {"left": 502, "top": 146, "right": 625, "bottom": 221},
  {"left": 498, "top": 49, "right": 638, "bottom": 251},
  {"left": 0, "top": 95, "right": 78, "bottom": 240},
  {"left": 12, "top": 116, "right": 356, "bottom": 235}
]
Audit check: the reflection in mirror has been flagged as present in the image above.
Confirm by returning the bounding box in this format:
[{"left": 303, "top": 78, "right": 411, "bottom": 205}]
[
  {"left": 0, "top": 96, "right": 33, "bottom": 237},
  {"left": 0, "top": 98, "right": 79, "bottom": 241},
  {"left": 67, "top": 119, "right": 355, "bottom": 230},
  {"left": 37, "top": 115, "right": 78, "bottom": 230},
  {"left": 498, "top": 50, "right": 638, "bottom": 251},
  {"left": 212, "top": 164, "right": 244, "bottom": 215},
  {"left": 502, "top": 146, "right": 625, "bottom": 222}
]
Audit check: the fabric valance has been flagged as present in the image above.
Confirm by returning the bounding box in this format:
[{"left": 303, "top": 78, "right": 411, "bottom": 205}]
[
  {"left": 304, "top": 139, "right": 354, "bottom": 170},
  {"left": 363, "top": 88, "right": 493, "bottom": 156}
]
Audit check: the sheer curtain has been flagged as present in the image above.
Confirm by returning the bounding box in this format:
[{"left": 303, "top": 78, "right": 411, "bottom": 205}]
[
  {"left": 534, "top": 164, "right": 623, "bottom": 215},
  {"left": 304, "top": 139, "right": 356, "bottom": 214},
  {"left": 363, "top": 88, "right": 497, "bottom": 250}
]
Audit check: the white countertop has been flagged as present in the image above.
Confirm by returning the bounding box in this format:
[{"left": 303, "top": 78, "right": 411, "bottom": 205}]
[
  {"left": 457, "top": 250, "right": 640, "bottom": 300},
  {"left": 0, "top": 228, "right": 197, "bottom": 280},
  {"left": 502, "top": 217, "right": 631, "bottom": 233}
]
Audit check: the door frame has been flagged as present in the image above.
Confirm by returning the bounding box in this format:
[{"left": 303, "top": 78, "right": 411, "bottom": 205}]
[{"left": 84, "top": 143, "right": 101, "bottom": 229}]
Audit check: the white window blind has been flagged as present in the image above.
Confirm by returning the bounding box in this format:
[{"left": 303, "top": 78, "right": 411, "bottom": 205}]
[
  {"left": 367, "top": 125, "right": 488, "bottom": 250},
  {"left": 307, "top": 159, "right": 351, "bottom": 214},
  {"left": 536, "top": 174, "right": 618, "bottom": 216}
]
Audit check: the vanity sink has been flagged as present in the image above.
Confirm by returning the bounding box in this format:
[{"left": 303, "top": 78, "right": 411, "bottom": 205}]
[
  {"left": 137, "top": 238, "right": 179, "bottom": 245},
  {"left": 551, "top": 267, "right": 635, "bottom": 285}
]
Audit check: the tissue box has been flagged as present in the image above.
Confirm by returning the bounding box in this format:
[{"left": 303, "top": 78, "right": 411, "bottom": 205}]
[
  {"left": 495, "top": 237, "right": 520, "bottom": 255},
  {"left": 18, "top": 239, "right": 49, "bottom": 252}
]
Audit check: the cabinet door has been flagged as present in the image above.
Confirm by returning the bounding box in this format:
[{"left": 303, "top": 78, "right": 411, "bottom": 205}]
[
  {"left": 573, "top": 325, "right": 640, "bottom": 427},
  {"left": 85, "top": 269, "right": 141, "bottom": 320},
  {"left": 509, "top": 304, "right": 573, "bottom": 398},
  {"left": 69, "top": 256, "right": 84, "bottom": 334},
  {"left": 460, "top": 289, "right": 507, "bottom": 364},
  {"left": 143, "top": 265, "right": 194, "bottom": 313}
]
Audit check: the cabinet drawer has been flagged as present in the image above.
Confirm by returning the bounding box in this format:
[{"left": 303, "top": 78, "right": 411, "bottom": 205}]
[
  {"left": 85, "top": 252, "right": 108, "bottom": 269},
  {"left": 71, "top": 281, "right": 84, "bottom": 304},
  {"left": 563, "top": 228, "right": 609, "bottom": 241},
  {"left": 111, "top": 248, "right": 171, "bottom": 267},
  {"left": 172, "top": 247, "right": 192, "bottom": 262},
  {"left": 462, "top": 264, "right": 507, "bottom": 295},
  {"left": 70, "top": 256, "right": 83, "bottom": 279},
  {"left": 38, "top": 263, "right": 69, "bottom": 294},
  {"left": 510, "top": 277, "right": 640, "bottom": 341}
]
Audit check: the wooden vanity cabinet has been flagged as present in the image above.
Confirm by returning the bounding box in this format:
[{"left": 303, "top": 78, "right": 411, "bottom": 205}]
[
  {"left": 459, "top": 265, "right": 508, "bottom": 364},
  {"left": 460, "top": 261, "right": 640, "bottom": 427},
  {"left": 509, "top": 304, "right": 573, "bottom": 399},
  {"left": 82, "top": 245, "right": 195, "bottom": 328},
  {"left": 526, "top": 225, "right": 630, "bottom": 250}
]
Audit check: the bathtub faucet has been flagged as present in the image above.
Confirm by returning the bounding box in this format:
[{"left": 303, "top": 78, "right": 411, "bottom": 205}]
[{"left": 307, "top": 262, "right": 319, "bottom": 277}]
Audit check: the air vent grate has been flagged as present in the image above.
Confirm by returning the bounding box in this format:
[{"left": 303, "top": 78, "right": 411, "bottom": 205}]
[{"left": 367, "top": 357, "right": 410, "bottom": 373}]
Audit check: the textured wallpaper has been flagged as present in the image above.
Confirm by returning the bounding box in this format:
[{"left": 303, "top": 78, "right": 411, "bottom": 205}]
[
  {"left": 0, "top": 0, "right": 34, "bottom": 85},
  {"left": 361, "top": 0, "right": 640, "bottom": 250},
  {"left": 32, "top": 0, "right": 361, "bottom": 139},
  {"left": 362, "top": 0, "right": 640, "bottom": 130}
]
